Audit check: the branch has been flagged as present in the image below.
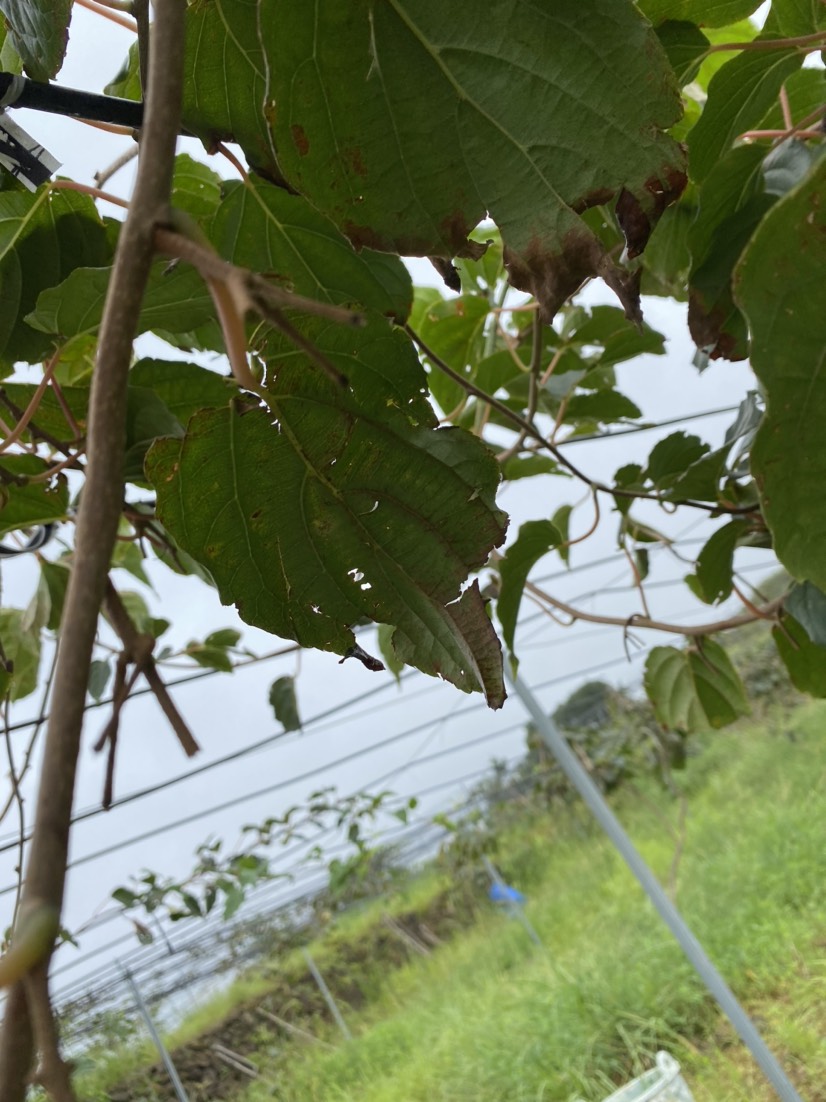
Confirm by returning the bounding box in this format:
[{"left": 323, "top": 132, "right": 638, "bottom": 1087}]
[
  {"left": 0, "top": 2, "right": 187, "bottom": 1096},
  {"left": 154, "top": 225, "right": 360, "bottom": 388},
  {"left": 153, "top": 226, "right": 363, "bottom": 328},
  {"left": 523, "top": 576, "right": 784, "bottom": 637},
  {"left": 407, "top": 324, "right": 758, "bottom": 516}
]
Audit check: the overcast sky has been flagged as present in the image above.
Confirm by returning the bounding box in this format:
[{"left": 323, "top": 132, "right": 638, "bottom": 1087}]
[{"left": 0, "top": 8, "right": 777, "bottom": 1015}]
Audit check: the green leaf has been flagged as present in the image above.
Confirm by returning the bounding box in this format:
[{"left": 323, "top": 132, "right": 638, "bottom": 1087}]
[
  {"left": 179, "top": 891, "right": 202, "bottom": 917},
  {"left": 0, "top": 32, "right": 24, "bottom": 75},
  {"left": 474, "top": 348, "right": 530, "bottom": 398},
  {"left": 662, "top": 445, "right": 728, "bottom": 502},
  {"left": 734, "top": 158, "right": 826, "bottom": 589},
  {"left": 639, "top": 198, "right": 695, "bottom": 300},
  {"left": 22, "top": 568, "right": 49, "bottom": 634},
  {"left": 0, "top": 381, "right": 88, "bottom": 444},
  {"left": 210, "top": 178, "right": 412, "bottom": 322},
  {"left": 763, "top": 0, "right": 826, "bottom": 36},
  {"left": 222, "top": 884, "right": 246, "bottom": 921},
  {"left": 148, "top": 313, "right": 508, "bottom": 707},
  {"left": 497, "top": 520, "right": 561, "bottom": 658},
  {"left": 564, "top": 391, "right": 642, "bottom": 425},
  {"left": 27, "top": 261, "right": 216, "bottom": 347},
  {"left": 415, "top": 294, "right": 490, "bottom": 416},
  {"left": 88, "top": 658, "right": 112, "bottom": 703},
  {"left": 687, "top": 47, "right": 803, "bottom": 184},
  {"left": 181, "top": 0, "right": 271, "bottom": 173},
  {"left": 772, "top": 614, "right": 826, "bottom": 697},
  {"left": 755, "top": 67, "right": 826, "bottom": 134},
  {"left": 690, "top": 519, "right": 750, "bottom": 603},
  {"left": 762, "top": 138, "right": 821, "bottom": 198},
  {"left": 105, "top": 40, "right": 140, "bottom": 100},
  {"left": 562, "top": 306, "right": 666, "bottom": 366},
  {"left": 185, "top": 642, "right": 233, "bottom": 672},
  {"left": 635, "top": 548, "right": 650, "bottom": 582},
  {"left": 0, "top": 188, "right": 111, "bottom": 366},
  {"left": 376, "top": 623, "right": 405, "bottom": 682},
  {"left": 256, "top": 0, "right": 685, "bottom": 318},
  {"left": 129, "top": 360, "right": 231, "bottom": 428},
  {"left": 123, "top": 387, "right": 185, "bottom": 484},
  {"left": 457, "top": 229, "right": 504, "bottom": 293},
  {"left": 112, "top": 539, "right": 153, "bottom": 588},
  {"left": 688, "top": 144, "right": 773, "bottom": 360},
  {"left": 0, "top": 0, "right": 71, "bottom": 80},
  {"left": 118, "top": 591, "right": 158, "bottom": 637},
  {"left": 0, "top": 454, "right": 68, "bottom": 535},
  {"left": 0, "top": 607, "right": 40, "bottom": 700},
  {"left": 500, "top": 455, "right": 559, "bottom": 482},
  {"left": 38, "top": 558, "right": 70, "bottom": 631},
  {"left": 171, "top": 154, "right": 223, "bottom": 221},
  {"left": 637, "top": 0, "right": 763, "bottom": 26},
  {"left": 785, "top": 582, "right": 826, "bottom": 646},
  {"left": 645, "top": 432, "right": 709, "bottom": 487},
  {"left": 269, "top": 675, "right": 302, "bottom": 731},
  {"left": 205, "top": 629, "right": 241, "bottom": 648},
  {"left": 655, "top": 21, "right": 710, "bottom": 86},
  {"left": 551, "top": 505, "right": 573, "bottom": 566},
  {"left": 111, "top": 887, "right": 138, "bottom": 908},
  {"left": 644, "top": 639, "right": 749, "bottom": 733}
]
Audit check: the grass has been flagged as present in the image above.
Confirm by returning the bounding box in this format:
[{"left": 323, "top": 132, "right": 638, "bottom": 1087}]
[
  {"left": 239, "top": 703, "right": 826, "bottom": 1102},
  {"left": 72, "top": 696, "right": 825, "bottom": 1101}
]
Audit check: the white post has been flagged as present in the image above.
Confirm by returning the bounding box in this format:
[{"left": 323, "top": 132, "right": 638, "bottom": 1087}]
[
  {"left": 122, "top": 965, "right": 189, "bottom": 1102},
  {"left": 302, "top": 948, "right": 352, "bottom": 1041}
]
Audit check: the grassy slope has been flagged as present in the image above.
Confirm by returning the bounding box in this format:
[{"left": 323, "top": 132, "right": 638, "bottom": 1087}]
[{"left": 242, "top": 704, "right": 826, "bottom": 1102}]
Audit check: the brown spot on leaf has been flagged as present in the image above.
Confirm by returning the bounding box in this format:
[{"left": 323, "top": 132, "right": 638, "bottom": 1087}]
[
  {"left": 291, "top": 124, "right": 310, "bottom": 157},
  {"left": 440, "top": 211, "right": 487, "bottom": 259},
  {"left": 505, "top": 229, "right": 607, "bottom": 322},
  {"left": 688, "top": 290, "right": 748, "bottom": 362},
  {"left": 342, "top": 221, "right": 391, "bottom": 252},
  {"left": 344, "top": 147, "right": 368, "bottom": 178},
  {"left": 572, "top": 187, "right": 615, "bottom": 215},
  {"left": 616, "top": 164, "right": 687, "bottom": 257}
]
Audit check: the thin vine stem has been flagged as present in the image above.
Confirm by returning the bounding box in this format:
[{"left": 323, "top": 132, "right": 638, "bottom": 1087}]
[
  {"left": 496, "top": 310, "right": 543, "bottom": 464},
  {"left": 0, "top": 353, "right": 60, "bottom": 455},
  {"left": 706, "top": 30, "right": 826, "bottom": 53},
  {"left": 1, "top": 701, "right": 25, "bottom": 929},
  {"left": 49, "top": 179, "right": 129, "bottom": 209},
  {"left": 74, "top": 0, "right": 137, "bottom": 32},
  {"left": 95, "top": 145, "right": 139, "bottom": 189},
  {"left": 523, "top": 575, "right": 784, "bottom": 637}
]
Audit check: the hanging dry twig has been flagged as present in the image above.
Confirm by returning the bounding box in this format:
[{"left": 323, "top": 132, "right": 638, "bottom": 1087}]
[{"left": 103, "top": 581, "right": 200, "bottom": 760}]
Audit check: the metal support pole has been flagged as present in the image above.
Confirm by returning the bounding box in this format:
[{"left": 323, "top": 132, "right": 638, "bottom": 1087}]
[
  {"left": 302, "top": 948, "right": 352, "bottom": 1041},
  {"left": 122, "top": 966, "right": 189, "bottom": 1102},
  {"left": 507, "top": 670, "right": 804, "bottom": 1102}
]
